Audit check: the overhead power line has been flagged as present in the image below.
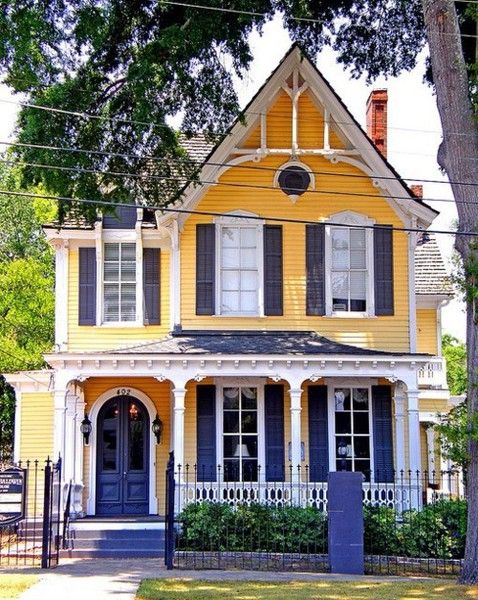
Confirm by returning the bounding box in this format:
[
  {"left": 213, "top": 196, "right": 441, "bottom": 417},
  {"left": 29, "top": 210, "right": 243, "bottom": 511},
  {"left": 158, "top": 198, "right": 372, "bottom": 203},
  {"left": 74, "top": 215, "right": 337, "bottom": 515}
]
[
  {"left": 163, "top": 1, "right": 478, "bottom": 39},
  {"left": 0, "top": 138, "right": 474, "bottom": 195},
  {"left": 0, "top": 155, "right": 462, "bottom": 206},
  {"left": 1, "top": 96, "right": 476, "bottom": 140},
  {"left": 0, "top": 188, "right": 469, "bottom": 237}
]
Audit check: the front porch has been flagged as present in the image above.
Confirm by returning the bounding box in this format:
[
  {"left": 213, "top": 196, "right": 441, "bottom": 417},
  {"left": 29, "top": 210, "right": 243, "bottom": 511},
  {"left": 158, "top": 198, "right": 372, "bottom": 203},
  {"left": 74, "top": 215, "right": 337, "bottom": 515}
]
[{"left": 33, "top": 331, "right": 452, "bottom": 518}]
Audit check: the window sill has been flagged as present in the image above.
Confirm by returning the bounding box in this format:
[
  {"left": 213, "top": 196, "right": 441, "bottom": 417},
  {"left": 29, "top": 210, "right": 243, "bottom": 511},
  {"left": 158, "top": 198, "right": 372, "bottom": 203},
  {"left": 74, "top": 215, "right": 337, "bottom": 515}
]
[
  {"left": 214, "top": 313, "right": 265, "bottom": 318},
  {"left": 97, "top": 321, "right": 145, "bottom": 328},
  {"left": 326, "top": 312, "right": 376, "bottom": 319}
]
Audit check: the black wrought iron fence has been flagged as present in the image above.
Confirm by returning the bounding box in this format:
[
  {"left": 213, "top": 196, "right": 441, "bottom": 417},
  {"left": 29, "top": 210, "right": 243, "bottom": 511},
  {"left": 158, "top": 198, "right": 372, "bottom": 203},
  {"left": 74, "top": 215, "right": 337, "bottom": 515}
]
[
  {"left": 166, "top": 461, "right": 466, "bottom": 575},
  {"left": 0, "top": 457, "right": 62, "bottom": 568}
]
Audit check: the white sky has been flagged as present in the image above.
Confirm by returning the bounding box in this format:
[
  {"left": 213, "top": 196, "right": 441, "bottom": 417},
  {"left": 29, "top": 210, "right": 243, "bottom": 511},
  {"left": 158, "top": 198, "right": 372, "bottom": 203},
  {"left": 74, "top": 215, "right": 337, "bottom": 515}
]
[{"left": 0, "top": 16, "right": 466, "bottom": 341}]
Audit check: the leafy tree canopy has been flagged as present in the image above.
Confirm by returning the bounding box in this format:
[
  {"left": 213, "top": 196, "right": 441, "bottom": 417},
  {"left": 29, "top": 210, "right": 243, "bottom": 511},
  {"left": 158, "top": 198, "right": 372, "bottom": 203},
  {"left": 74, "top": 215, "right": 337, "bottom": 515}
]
[
  {"left": 0, "top": 0, "right": 458, "bottom": 222},
  {"left": 442, "top": 333, "right": 467, "bottom": 396}
]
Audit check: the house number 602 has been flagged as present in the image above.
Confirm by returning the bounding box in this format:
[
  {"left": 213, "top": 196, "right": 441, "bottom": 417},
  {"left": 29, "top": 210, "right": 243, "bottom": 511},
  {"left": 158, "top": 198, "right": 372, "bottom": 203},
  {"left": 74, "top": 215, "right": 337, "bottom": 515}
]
[{"left": 117, "top": 388, "right": 130, "bottom": 396}]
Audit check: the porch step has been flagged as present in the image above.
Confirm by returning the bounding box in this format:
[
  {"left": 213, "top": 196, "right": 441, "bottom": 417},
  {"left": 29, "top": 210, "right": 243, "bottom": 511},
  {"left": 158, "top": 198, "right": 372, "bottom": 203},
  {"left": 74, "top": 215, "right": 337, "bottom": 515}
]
[{"left": 61, "top": 520, "right": 165, "bottom": 559}]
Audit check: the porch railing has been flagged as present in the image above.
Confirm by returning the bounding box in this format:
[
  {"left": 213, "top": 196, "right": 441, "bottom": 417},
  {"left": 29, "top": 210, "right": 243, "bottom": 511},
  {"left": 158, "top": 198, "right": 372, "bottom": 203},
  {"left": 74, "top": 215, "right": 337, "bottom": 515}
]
[
  {"left": 417, "top": 358, "right": 447, "bottom": 388},
  {"left": 175, "top": 464, "right": 463, "bottom": 514}
]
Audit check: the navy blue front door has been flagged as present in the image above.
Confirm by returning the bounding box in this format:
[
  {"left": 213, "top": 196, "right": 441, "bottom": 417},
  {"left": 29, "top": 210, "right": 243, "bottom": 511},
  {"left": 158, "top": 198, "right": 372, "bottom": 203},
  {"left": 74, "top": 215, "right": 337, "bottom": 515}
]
[{"left": 96, "top": 396, "right": 149, "bottom": 515}]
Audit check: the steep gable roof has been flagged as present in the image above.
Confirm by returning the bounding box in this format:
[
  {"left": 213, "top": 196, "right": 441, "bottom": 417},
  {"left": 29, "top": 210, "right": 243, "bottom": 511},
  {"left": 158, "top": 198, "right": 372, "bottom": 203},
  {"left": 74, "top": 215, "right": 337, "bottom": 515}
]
[{"left": 168, "top": 43, "right": 437, "bottom": 230}]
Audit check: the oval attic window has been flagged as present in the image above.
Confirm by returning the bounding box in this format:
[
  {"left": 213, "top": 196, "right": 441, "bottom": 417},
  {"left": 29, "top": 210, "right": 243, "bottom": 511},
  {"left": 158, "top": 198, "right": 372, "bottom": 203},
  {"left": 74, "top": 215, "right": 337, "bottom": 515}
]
[{"left": 278, "top": 165, "right": 311, "bottom": 197}]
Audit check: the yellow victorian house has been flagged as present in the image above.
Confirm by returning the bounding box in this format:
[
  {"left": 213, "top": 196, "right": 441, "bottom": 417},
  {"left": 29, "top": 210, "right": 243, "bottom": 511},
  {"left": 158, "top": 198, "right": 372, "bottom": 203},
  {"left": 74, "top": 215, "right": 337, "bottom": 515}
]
[{"left": 6, "top": 46, "right": 453, "bottom": 524}]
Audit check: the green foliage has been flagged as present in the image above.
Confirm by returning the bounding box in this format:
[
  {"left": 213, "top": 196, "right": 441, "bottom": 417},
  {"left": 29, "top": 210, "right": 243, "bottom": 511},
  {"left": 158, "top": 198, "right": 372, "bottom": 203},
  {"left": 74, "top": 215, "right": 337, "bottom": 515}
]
[
  {"left": 179, "top": 499, "right": 467, "bottom": 560},
  {"left": 0, "top": 0, "right": 441, "bottom": 221},
  {"left": 436, "top": 401, "right": 473, "bottom": 475},
  {"left": 178, "top": 502, "right": 327, "bottom": 553},
  {"left": 364, "top": 500, "right": 467, "bottom": 559},
  {"left": 442, "top": 334, "right": 467, "bottom": 396},
  {"left": 0, "top": 162, "right": 55, "bottom": 458}
]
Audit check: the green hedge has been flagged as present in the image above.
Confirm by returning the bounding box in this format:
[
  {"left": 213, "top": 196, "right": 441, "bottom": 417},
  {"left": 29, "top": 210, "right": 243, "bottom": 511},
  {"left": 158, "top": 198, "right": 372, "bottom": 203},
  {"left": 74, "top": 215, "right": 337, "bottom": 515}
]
[
  {"left": 177, "top": 499, "right": 467, "bottom": 559},
  {"left": 177, "top": 502, "right": 327, "bottom": 553}
]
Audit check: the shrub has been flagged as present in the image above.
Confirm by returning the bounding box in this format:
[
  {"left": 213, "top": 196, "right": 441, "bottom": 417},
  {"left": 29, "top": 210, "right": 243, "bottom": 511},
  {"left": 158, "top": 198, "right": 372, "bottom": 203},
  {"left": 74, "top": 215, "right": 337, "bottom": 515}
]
[
  {"left": 177, "top": 502, "right": 328, "bottom": 553},
  {"left": 177, "top": 498, "right": 467, "bottom": 560}
]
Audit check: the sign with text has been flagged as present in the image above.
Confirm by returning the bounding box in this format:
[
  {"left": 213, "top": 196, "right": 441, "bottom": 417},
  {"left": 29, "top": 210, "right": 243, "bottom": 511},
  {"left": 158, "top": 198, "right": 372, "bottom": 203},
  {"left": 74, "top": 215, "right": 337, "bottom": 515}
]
[{"left": 0, "top": 467, "right": 26, "bottom": 525}]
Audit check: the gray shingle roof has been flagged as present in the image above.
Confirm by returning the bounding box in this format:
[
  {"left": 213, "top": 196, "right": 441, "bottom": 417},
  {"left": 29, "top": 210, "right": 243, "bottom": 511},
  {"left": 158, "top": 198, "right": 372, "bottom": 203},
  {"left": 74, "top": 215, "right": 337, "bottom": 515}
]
[
  {"left": 179, "top": 133, "right": 215, "bottom": 164},
  {"left": 99, "top": 330, "right": 413, "bottom": 356},
  {"left": 414, "top": 234, "right": 452, "bottom": 295}
]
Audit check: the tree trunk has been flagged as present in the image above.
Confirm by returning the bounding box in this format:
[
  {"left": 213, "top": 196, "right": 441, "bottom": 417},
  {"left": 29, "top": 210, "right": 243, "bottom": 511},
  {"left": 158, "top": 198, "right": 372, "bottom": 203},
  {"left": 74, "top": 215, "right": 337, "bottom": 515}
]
[{"left": 422, "top": 0, "right": 478, "bottom": 584}]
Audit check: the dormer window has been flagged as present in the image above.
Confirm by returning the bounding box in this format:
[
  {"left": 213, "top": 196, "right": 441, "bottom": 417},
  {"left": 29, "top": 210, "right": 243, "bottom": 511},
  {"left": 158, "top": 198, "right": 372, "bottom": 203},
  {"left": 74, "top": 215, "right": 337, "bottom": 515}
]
[{"left": 103, "top": 242, "right": 137, "bottom": 322}]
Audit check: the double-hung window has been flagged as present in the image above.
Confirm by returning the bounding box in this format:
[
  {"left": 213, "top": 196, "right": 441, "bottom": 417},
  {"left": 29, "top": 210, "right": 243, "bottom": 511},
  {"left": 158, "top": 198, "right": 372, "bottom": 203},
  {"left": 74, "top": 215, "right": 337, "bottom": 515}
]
[
  {"left": 218, "top": 220, "right": 261, "bottom": 316},
  {"left": 331, "top": 227, "right": 367, "bottom": 312},
  {"left": 103, "top": 242, "right": 137, "bottom": 322},
  {"left": 326, "top": 211, "right": 375, "bottom": 316}
]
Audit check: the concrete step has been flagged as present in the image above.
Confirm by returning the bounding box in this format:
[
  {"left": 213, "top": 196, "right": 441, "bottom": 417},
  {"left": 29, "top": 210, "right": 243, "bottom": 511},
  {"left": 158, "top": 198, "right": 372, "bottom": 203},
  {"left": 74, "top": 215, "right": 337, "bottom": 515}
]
[
  {"left": 63, "top": 521, "right": 166, "bottom": 558},
  {"left": 60, "top": 548, "right": 165, "bottom": 559},
  {"left": 70, "top": 528, "right": 165, "bottom": 540},
  {"left": 68, "top": 537, "right": 164, "bottom": 550}
]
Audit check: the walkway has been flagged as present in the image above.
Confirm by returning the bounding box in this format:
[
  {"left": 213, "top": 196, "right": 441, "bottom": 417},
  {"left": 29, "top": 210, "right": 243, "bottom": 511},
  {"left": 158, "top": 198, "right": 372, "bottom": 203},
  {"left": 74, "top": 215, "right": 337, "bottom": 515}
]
[{"left": 4, "top": 559, "right": 442, "bottom": 600}]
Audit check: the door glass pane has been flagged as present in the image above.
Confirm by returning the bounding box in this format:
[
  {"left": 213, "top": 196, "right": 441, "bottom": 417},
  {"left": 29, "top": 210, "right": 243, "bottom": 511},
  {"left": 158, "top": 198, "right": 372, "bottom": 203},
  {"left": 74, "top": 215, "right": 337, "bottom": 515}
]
[
  {"left": 128, "top": 401, "right": 144, "bottom": 471},
  {"left": 102, "top": 402, "right": 118, "bottom": 471}
]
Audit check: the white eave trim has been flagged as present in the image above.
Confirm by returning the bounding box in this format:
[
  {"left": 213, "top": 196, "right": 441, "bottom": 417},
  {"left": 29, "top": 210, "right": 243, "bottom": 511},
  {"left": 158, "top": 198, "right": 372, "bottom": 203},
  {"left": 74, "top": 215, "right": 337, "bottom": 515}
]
[
  {"left": 3, "top": 370, "right": 54, "bottom": 393},
  {"left": 416, "top": 294, "right": 452, "bottom": 308}
]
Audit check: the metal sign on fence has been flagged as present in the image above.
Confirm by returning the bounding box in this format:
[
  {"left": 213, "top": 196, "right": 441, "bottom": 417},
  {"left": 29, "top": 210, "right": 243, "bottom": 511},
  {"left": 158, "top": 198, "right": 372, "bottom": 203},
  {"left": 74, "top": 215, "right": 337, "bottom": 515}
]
[{"left": 0, "top": 467, "right": 26, "bottom": 525}]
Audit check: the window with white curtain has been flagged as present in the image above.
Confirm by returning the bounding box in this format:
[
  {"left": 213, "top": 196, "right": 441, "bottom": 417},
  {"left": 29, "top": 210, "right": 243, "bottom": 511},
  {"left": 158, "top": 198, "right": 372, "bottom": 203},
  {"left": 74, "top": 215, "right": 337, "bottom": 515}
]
[
  {"left": 219, "top": 226, "right": 259, "bottom": 315},
  {"left": 331, "top": 227, "right": 367, "bottom": 312},
  {"left": 103, "top": 242, "right": 137, "bottom": 322}
]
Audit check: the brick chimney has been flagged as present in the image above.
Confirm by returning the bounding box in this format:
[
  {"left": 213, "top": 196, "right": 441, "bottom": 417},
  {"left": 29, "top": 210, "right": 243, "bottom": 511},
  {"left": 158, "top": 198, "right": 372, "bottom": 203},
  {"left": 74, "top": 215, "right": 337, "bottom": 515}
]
[
  {"left": 366, "top": 89, "right": 388, "bottom": 158},
  {"left": 410, "top": 184, "right": 423, "bottom": 198}
]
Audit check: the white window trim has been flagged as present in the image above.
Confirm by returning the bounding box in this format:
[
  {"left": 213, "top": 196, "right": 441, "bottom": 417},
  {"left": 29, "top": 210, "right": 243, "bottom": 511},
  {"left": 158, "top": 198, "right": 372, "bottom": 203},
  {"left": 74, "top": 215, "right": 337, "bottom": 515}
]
[
  {"left": 97, "top": 228, "right": 145, "bottom": 327},
  {"left": 214, "top": 211, "right": 265, "bottom": 317},
  {"left": 326, "top": 378, "right": 376, "bottom": 481},
  {"left": 324, "top": 210, "right": 375, "bottom": 318},
  {"left": 215, "top": 378, "right": 266, "bottom": 482}
]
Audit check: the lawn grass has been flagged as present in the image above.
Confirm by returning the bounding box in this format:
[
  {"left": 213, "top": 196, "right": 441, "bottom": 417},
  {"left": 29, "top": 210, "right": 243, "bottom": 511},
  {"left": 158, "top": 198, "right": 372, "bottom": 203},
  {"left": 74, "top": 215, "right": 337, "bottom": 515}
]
[
  {"left": 136, "top": 578, "right": 478, "bottom": 600},
  {"left": 0, "top": 575, "right": 37, "bottom": 599}
]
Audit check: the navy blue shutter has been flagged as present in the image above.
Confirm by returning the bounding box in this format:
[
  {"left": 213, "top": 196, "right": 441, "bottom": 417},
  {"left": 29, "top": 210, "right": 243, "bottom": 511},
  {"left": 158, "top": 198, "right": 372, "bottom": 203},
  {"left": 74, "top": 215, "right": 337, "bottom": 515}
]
[
  {"left": 308, "top": 385, "right": 329, "bottom": 481},
  {"left": 374, "top": 225, "right": 394, "bottom": 315},
  {"left": 372, "top": 385, "right": 394, "bottom": 483},
  {"left": 263, "top": 226, "right": 283, "bottom": 316},
  {"left": 78, "top": 247, "right": 97, "bottom": 325},
  {"left": 306, "top": 224, "right": 325, "bottom": 316},
  {"left": 143, "top": 248, "right": 160, "bottom": 325},
  {"left": 196, "top": 385, "right": 217, "bottom": 481},
  {"left": 196, "top": 224, "right": 215, "bottom": 315},
  {"left": 103, "top": 205, "right": 137, "bottom": 229},
  {"left": 264, "top": 385, "right": 285, "bottom": 481}
]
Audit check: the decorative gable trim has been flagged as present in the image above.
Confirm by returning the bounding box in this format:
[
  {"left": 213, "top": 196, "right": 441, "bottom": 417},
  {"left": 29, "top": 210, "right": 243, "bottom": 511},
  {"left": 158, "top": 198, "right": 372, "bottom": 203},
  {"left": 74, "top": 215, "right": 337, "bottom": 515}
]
[{"left": 170, "top": 45, "right": 436, "bottom": 231}]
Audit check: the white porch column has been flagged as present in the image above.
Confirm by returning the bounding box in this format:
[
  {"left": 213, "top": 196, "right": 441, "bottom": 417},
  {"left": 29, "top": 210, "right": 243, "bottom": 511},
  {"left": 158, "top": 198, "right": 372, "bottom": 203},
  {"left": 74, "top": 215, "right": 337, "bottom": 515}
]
[
  {"left": 172, "top": 386, "right": 187, "bottom": 472},
  {"left": 53, "top": 388, "right": 67, "bottom": 463},
  {"left": 288, "top": 387, "right": 303, "bottom": 486},
  {"left": 13, "top": 387, "right": 22, "bottom": 463},
  {"left": 425, "top": 423, "right": 437, "bottom": 484},
  {"left": 52, "top": 239, "right": 69, "bottom": 352},
  {"left": 393, "top": 382, "right": 406, "bottom": 476},
  {"left": 407, "top": 388, "right": 421, "bottom": 475}
]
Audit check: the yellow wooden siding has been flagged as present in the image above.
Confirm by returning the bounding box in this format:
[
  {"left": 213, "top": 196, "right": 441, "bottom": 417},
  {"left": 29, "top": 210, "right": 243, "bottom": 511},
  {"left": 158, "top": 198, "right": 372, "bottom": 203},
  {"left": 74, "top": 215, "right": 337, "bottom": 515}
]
[
  {"left": 240, "top": 91, "right": 344, "bottom": 151},
  {"left": 19, "top": 391, "right": 54, "bottom": 514},
  {"left": 20, "top": 392, "right": 54, "bottom": 461},
  {"left": 82, "top": 377, "right": 171, "bottom": 514},
  {"left": 180, "top": 152, "right": 410, "bottom": 351},
  {"left": 419, "top": 398, "right": 449, "bottom": 413},
  {"left": 417, "top": 309, "right": 438, "bottom": 355},
  {"left": 68, "top": 248, "right": 170, "bottom": 352}
]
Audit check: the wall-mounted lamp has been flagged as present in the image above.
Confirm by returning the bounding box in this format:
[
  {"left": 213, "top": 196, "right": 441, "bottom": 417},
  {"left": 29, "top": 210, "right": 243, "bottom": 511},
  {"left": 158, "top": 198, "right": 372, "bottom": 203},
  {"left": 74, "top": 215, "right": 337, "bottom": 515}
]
[
  {"left": 152, "top": 414, "right": 163, "bottom": 445},
  {"left": 80, "top": 414, "right": 92, "bottom": 446}
]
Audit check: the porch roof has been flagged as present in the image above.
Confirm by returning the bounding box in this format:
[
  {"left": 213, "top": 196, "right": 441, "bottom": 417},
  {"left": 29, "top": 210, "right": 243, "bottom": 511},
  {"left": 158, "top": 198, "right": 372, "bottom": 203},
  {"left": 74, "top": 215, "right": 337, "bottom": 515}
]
[{"left": 99, "top": 331, "right": 420, "bottom": 357}]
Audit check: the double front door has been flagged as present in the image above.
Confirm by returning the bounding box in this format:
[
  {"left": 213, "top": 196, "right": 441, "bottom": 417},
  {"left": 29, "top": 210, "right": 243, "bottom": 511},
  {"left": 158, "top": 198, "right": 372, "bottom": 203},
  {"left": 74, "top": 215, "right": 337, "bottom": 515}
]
[{"left": 96, "top": 396, "right": 149, "bottom": 515}]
